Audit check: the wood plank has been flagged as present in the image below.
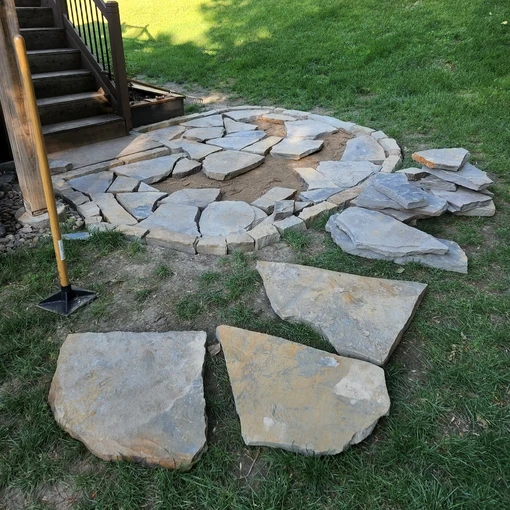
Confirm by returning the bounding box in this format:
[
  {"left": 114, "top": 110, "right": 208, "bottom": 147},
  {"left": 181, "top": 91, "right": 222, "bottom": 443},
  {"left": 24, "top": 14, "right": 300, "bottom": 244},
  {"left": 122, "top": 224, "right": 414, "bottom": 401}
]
[{"left": 0, "top": 0, "right": 46, "bottom": 214}]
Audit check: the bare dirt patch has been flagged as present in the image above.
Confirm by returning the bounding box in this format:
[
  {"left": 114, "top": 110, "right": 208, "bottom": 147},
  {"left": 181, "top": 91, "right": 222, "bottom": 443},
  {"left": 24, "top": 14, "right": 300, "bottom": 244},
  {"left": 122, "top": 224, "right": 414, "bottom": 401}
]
[{"left": 155, "top": 129, "right": 352, "bottom": 203}]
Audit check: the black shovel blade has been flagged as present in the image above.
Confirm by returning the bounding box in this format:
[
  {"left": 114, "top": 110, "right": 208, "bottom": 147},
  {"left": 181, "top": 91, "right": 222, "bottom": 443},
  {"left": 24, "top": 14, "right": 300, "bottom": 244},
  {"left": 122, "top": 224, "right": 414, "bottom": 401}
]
[{"left": 37, "top": 286, "right": 96, "bottom": 316}]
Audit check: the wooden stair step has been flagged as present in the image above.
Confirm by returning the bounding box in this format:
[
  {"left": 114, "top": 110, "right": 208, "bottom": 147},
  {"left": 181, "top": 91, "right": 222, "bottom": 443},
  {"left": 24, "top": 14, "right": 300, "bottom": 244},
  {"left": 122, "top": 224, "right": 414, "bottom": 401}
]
[
  {"left": 16, "top": 7, "right": 54, "bottom": 28},
  {"left": 27, "top": 48, "right": 82, "bottom": 73},
  {"left": 37, "top": 91, "right": 111, "bottom": 125},
  {"left": 21, "top": 27, "right": 66, "bottom": 50},
  {"left": 32, "top": 69, "right": 96, "bottom": 98},
  {"left": 15, "top": 0, "right": 41, "bottom": 6},
  {"left": 43, "top": 114, "right": 127, "bottom": 152}
]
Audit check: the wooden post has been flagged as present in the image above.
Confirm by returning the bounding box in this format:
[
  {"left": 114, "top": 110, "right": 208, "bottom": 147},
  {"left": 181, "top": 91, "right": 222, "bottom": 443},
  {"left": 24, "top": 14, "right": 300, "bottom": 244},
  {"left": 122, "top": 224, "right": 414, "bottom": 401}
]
[{"left": 0, "top": 0, "right": 47, "bottom": 215}]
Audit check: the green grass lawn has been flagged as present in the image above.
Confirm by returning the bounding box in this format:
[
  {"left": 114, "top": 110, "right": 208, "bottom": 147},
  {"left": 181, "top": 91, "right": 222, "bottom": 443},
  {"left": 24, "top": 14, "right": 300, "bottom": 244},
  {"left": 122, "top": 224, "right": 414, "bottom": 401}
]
[{"left": 2, "top": 0, "right": 510, "bottom": 508}]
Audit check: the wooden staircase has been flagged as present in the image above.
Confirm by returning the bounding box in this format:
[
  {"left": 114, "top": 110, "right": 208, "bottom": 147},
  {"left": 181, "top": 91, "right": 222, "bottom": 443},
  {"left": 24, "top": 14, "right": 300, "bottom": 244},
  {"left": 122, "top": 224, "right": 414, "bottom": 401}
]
[{"left": 15, "top": 0, "right": 126, "bottom": 153}]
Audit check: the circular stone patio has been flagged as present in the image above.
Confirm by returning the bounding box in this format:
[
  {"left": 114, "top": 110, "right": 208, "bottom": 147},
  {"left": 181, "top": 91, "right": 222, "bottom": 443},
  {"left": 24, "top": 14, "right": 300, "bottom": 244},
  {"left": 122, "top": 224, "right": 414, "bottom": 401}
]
[{"left": 54, "top": 105, "right": 404, "bottom": 255}]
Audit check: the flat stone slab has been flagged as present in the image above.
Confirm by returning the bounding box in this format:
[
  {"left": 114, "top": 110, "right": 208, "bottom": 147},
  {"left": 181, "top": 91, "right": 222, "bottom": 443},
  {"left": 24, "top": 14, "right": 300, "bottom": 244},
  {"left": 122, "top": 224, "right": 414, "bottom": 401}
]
[
  {"left": 217, "top": 325, "right": 390, "bottom": 454},
  {"left": 182, "top": 127, "right": 224, "bottom": 142},
  {"left": 199, "top": 201, "right": 255, "bottom": 236},
  {"left": 226, "top": 233, "right": 255, "bottom": 253},
  {"left": 396, "top": 167, "right": 430, "bottom": 181},
  {"left": 145, "top": 228, "right": 197, "bottom": 254},
  {"left": 341, "top": 136, "right": 386, "bottom": 165},
  {"left": 68, "top": 171, "right": 114, "bottom": 196},
  {"left": 260, "top": 113, "right": 296, "bottom": 124},
  {"left": 138, "top": 203, "right": 201, "bottom": 236},
  {"left": 223, "top": 117, "right": 258, "bottom": 133},
  {"left": 138, "top": 182, "right": 160, "bottom": 192},
  {"left": 412, "top": 148, "right": 470, "bottom": 171},
  {"left": 251, "top": 187, "right": 296, "bottom": 214},
  {"left": 417, "top": 175, "right": 457, "bottom": 192},
  {"left": 160, "top": 188, "right": 221, "bottom": 210},
  {"left": 196, "top": 236, "right": 227, "bottom": 255},
  {"left": 284, "top": 120, "right": 337, "bottom": 139},
  {"left": 92, "top": 193, "right": 138, "bottom": 226},
  {"left": 372, "top": 173, "right": 429, "bottom": 209},
  {"left": 316, "top": 160, "right": 380, "bottom": 190},
  {"left": 333, "top": 207, "right": 449, "bottom": 256},
  {"left": 241, "top": 136, "right": 283, "bottom": 155},
  {"left": 271, "top": 138, "right": 324, "bottom": 160},
  {"left": 116, "top": 192, "right": 167, "bottom": 220},
  {"left": 307, "top": 114, "right": 355, "bottom": 131},
  {"left": 172, "top": 158, "right": 202, "bottom": 179},
  {"left": 117, "top": 136, "right": 163, "bottom": 158},
  {"left": 327, "top": 222, "right": 468, "bottom": 274},
  {"left": 177, "top": 141, "right": 223, "bottom": 161},
  {"left": 431, "top": 187, "right": 493, "bottom": 212},
  {"left": 146, "top": 125, "right": 186, "bottom": 144},
  {"left": 247, "top": 224, "right": 280, "bottom": 250},
  {"left": 425, "top": 162, "right": 493, "bottom": 191},
  {"left": 224, "top": 109, "right": 271, "bottom": 122},
  {"left": 49, "top": 331, "right": 207, "bottom": 470},
  {"left": 454, "top": 201, "right": 495, "bottom": 217},
  {"left": 206, "top": 131, "right": 266, "bottom": 151},
  {"left": 294, "top": 167, "right": 339, "bottom": 190},
  {"left": 256, "top": 261, "right": 427, "bottom": 365},
  {"left": 115, "top": 155, "right": 181, "bottom": 184},
  {"left": 273, "top": 200, "right": 294, "bottom": 220},
  {"left": 297, "top": 201, "right": 337, "bottom": 225},
  {"left": 202, "top": 150, "right": 264, "bottom": 181},
  {"left": 107, "top": 175, "right": 140, "bottom": 193},
  {"left": 298, "top": 188, "right": 340, "bottom": 204},
  {"left": 181, "top": 114, "right": 224, "bottom": 128}
]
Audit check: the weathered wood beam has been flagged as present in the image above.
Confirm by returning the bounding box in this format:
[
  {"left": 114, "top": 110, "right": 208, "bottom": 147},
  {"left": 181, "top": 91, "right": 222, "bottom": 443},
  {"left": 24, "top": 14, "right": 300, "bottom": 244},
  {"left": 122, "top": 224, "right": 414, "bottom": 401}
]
[{"left": 0, "top": 0, "right": 46, "bottom": 215}]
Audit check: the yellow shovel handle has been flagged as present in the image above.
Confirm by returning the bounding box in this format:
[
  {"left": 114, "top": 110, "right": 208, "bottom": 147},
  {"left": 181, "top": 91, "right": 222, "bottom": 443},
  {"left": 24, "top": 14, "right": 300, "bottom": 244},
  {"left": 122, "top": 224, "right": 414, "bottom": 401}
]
[{"left": 13, "top": 34, "right": 70, "bottom": 288}]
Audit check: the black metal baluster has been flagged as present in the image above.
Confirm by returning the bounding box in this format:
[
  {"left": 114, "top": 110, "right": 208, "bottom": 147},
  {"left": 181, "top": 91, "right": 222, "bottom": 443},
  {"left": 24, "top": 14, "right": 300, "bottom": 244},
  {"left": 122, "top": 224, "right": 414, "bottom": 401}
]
[
  {"left": 95, "top": 4, "right": 107, "bottom": 72},
  {"left": 75, "top": 0, "right": 86, "bottom": 44},
  {"left": 85, "top": 0, "right": 99, "bottom": 62},
  {"left": 82, "top": 0, "right": 95, "bottom": 53},
  {"left": 70, "top": 0, "right": 80, "bottom": 36},
  {"left": 100, "top": 16, "right": 112, "bottom": 80}
]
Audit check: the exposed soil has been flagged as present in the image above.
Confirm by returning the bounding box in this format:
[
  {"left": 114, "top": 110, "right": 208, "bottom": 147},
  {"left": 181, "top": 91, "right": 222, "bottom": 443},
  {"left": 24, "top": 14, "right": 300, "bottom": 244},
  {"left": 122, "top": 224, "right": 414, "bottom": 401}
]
[{"left": 155, "top": 125, "right": 352, "bottom": 203}]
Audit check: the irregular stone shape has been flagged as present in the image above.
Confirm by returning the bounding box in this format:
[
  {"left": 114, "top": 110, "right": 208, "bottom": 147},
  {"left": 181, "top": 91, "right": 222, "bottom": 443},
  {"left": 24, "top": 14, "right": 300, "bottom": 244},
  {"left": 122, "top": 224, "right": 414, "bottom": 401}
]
[
  {"left": 68, "top": 171, "right": 114, "bottom": 196},
  {"left": 453, "top": 201, "right": 495, "bottom": 217},
  {"left": 380, "top": 155, "right": 402, "bottom": 174},
  {"left": 61, "top": 188, "right": 90, "bottom": 207},
  {"left": 425, "top": 163, "right": 493, "bottom": 191},
  {"left": 270, "top": 138, "right": 324, "bottom": 160},
  {"left": 331, "top": 208, "right": 449, "bottom": 256},
  {"left": 285, "top": 120, "right": 337, "bottom": 139},
  {"left": 327, "top": 223, "right": 468, "bottom": 274},
  {"left": 226, "top": 233, "right": 255, "bottom": 253},
  {"left": 294, "top": 167, "right": 339, "bottom": 190},
  {"left": 297, "top": 201, "right": 337, "bottom": 226},
  {"left": 107, "top": 175, "right": 140, "bottom": 193},
  {"left": 87, "top": 222, "right": 115, "bottom": 232},
  {"left": 206, "top": 131, "right": 266, "bottom": 151},
  {"left": 224, "top": 109, "right": 271, "bottom": 122},
  {"left": 147, "top": 125, "right": 186, "bottom": 144},
  {"left": 172, "top": 159, "right": 202, "bottom": 179},
  {"left": 177, "top": 141, "right": 223, "bottom": 161},
  {"left": 417, "top": 175, "right": 457, "bottom": 192},
  {"left": 181, "top": 114, "right": 224, "bottom": 128},
  {"left": 294, "top": 201, "right": 312, "bottom": 213},
  {"left": 160, "top": 188, "right": 221, "bottom": 210},
  {"left": 281, "top": 109, "right": 309, "bottom": 119},
  {"left": 273, "top": 200, "right": 294, "bottom": 220},
  {"left": 316, "top": 160, "right": 380, "bottom": 190},
  {"left": 274, "top": 215, "right": 307, "bottom": 234},
  {"left": 396, "top": 167, "right": 430, "bottom": 181},
  {"left": 376, "top": 196, "right": 449, "bottom": 222},
  {"left": 328, "top": 186, "right": 365, "bottom": 207},
  {"left": 77, "top": 201, "right": 100, "bottom": 218},
  {"left": 117, "top": 136, "right": 163, "bottom": 158},
  {"left": 412, "top": 148, "right": 470, "bottom": 171},
  {"left": 145, "top": 228, "right": 197, "bottom": 254},
  {"left": 217, "top": 325, "right": 390, "bottom": 454},
  {"left": 199, "top": 201, "right": 255, "bottom": 236},
  {"left": 341, "top": 136, "right": 386, "bottom": 164},
  {"left": 257, "top": 261, "right": 427, "bottom": 365},
  {"left": 350, "top": 125, "right": 375, "bottom": 136},
  {"left": 182, "top": 127, "right": 224, "bottom": 142},
  {"left": 431, "top": 187, "right": 493, "bottom": 212},
  {"left": 370, "top": 131, "right": 388, "bottom": 142},
  {"left": 91, "top": 193, "right": 138, "bottom": 226},
  {"left": 196, "top": 236, "right": 227, "bottom": 255},
  {"left": 202, "top": 150, "right": 264, "bottom": 181},
  {"left": 307, "top": 114, "right": 355, "bottom": 131},
  {"left": 247, "top": 224, "right": 280, "bottom": 250},
  {"left": 372, "top": 173, "right": 429, "bottom": 209},
  {"left": 242, "top": 136, "right": 283, "bottom": 156},
  {"left": 251, "top": 187, "right": 296, "bottom": 214},
  {"left": 116, "top": 224, "right": 149, "bottom": 241},
  {"left": 49, "top": 159, "right": 72, "bottom": 174},
  {"left": 378, "top": 138, "right": 400, "bottom": 155},
  {"left": 49, "top": 331, "right": 207, "bottom": 470},
  {"left": 116, "top": 192, "right": 167, "bottom": 220},
  {"left": 120, "top": 147, "right": 170, "bottom": 165},
  {"left": 251, "top": 205, "right": 268, "bottom": 227},
  {"left": 223, "top": 117, "right": 258, "bottom": 133},
  {"left": 138, "top": 203, "right": 200, "bottom": 236},
  {"left": 84, "top": 216, "right": 102, "bottom": 227},
  {"left": 298, "top": 188, "right": 340, "bottom": 204},
  {"left": 260, "top": 113, "right": 296, "bottom": 124},
  {"left": 115, "top": 155, "right": 181, "bottom": 184},
  {"left": 138, "top": 182, "right": 160, "bottom": 192}
]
